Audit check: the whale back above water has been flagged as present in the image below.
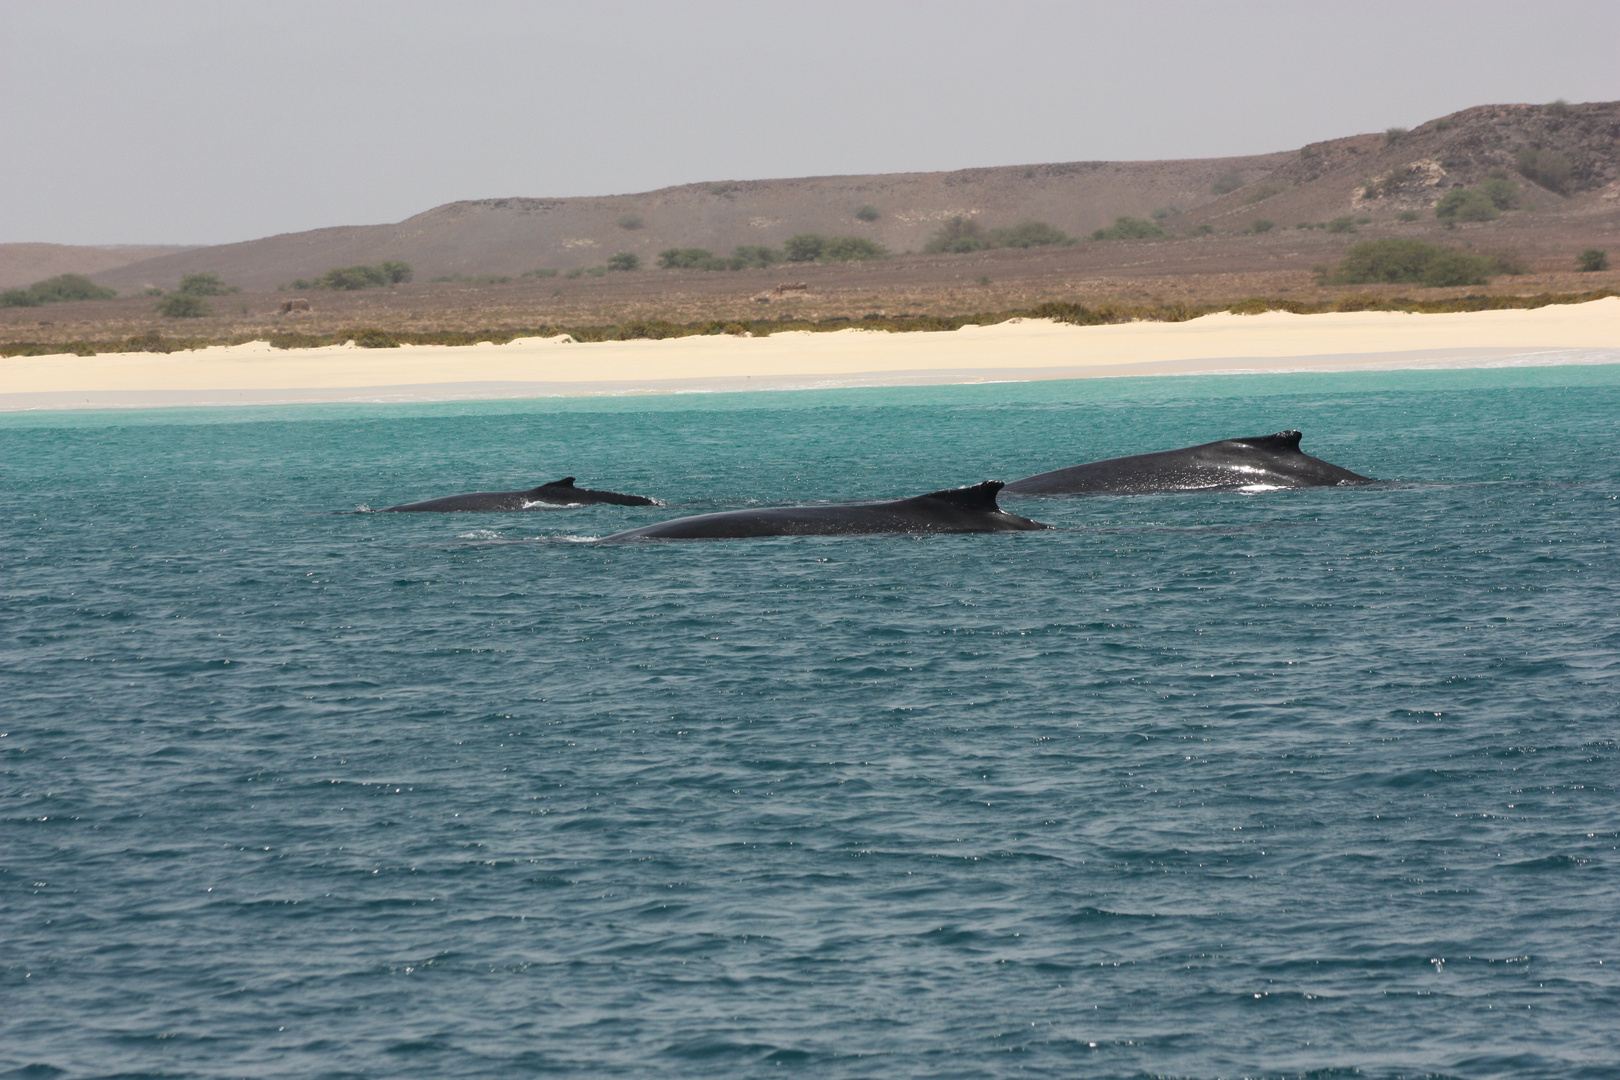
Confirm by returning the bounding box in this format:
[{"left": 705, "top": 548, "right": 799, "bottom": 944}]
[
  {"left": 1002, "top": 431, "right": 1373, "bottom": 497},
  {"left": 383, "top": 477, "right": 657, "bottom": 512},
  {"left": 600, "top": 481, "right": 1050, "bottom": 541}
]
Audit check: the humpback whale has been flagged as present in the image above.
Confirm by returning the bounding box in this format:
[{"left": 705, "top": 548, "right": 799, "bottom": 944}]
[
  {"left": 1002, "top": 431, "right": 1372, "bottom": 497},
  {"left": 383, "top": 477, "right": 656, "bottom": 511},
  {"left": 599, "top": 481, "right": 1049, "bottom": 541}
]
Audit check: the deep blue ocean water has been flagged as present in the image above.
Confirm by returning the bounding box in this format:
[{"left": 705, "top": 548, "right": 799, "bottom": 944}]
[{"left": 3, "top": 365, "right": 1618, "bottom": 1080}]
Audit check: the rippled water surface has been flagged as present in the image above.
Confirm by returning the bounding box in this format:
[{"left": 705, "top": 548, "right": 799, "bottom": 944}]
[{"left": 4, "top": 366, "right": 1618, "bottom": 1080}]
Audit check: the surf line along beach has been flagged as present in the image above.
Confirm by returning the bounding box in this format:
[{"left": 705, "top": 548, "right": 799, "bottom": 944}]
[{"left": 3, "top": 298, "right": 1618, "bottom": 410}]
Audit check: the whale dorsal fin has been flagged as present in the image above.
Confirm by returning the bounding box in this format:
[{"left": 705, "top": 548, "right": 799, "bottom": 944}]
[
  {"left": 540, "top": 477, "right": 577, "bottom": 488},
  {"left": 1237, "top": 431, "right": 1303, "bottom": 451},
  {"left": 911, "top": 480, "right": 1005, "bottom": 510}
]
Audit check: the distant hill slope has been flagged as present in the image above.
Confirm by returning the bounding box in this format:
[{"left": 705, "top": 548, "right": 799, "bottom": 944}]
[
  {"left": 91, "top": 100, "right": 1620, "bottom": 294},
  {"left": 0, "top": 243, "right": 195, "bottom": 290}
]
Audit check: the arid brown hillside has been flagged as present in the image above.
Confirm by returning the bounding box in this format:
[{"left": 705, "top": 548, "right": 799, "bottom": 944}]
[
  {"left": 0, "top": 243, "right": 194, "bottom": 290},
  {"left": 9, "top": 100, "right": 1615, "bottom": 334},
  {"left": 87, "top": 152, "right": 1296, "bottom": 293}
]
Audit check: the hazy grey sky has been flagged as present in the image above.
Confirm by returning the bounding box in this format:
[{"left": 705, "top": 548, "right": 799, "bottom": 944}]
[{"left": 4, "top": 0, "right": 1617, "bottom": 246}]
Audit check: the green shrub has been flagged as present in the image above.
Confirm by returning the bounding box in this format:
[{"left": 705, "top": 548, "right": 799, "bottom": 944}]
[
  {"left": 1434, "top": 188, "right": 1499, "bottom": 224},
  {"left": 1151, "top": 206, "right": 1180, "bottom": 220},
  {"left": 285, "top": 279, "right": 315, "bottom": 290},
  {"left": 155, "top": 293, "right": 211, "bottom": 317},
  {"left": 1385, "top": 126, "right": 1408, "bottom": 144},
  {"left": 1333, "top": 239, "right": 1442, "bottom": 283},
  {"left": 1479, "top": 176, "right": 1521, "bottom": 209},
  {"left": 617, "top": 214, "right": 644, "bottom": 230},
  {"left": 428, "top": 273, "right": 510, "bottom": 285},
  {"left": 606, "top": 252, "right": 640, "bottom": 272},
  {"left": 0, "top": 273, "right": 118, "bottom": 307},
  {"left": 1247, "top": 219, "right": 1275, "bottom": 234},
  {"left": 1326, "top": 216, "right": 1359, "bottom": 234},
  {"left": 1091, "top": 216, "right": 1166, "bottom": 241},
  {"left": 177, "top": 272, "right": 235, "bottom": 296},
  {"left": 522, "top": 268, "right": 559, "bottom": 278},
  {"left": 1187, "top": 224, "right": 1215, "bottom": 236},
  {"left": 923, "top": 218, "right": 991, "bottom": 254},
  {"left": 1420, "top": 251, "right": 1493, "bottom": 287},
  {"left": 783, "top": 234, "right": 826, "bottom": 262},
  {"left": 1397, "top": 210, "right": 1421, "bottom": 222},
  {"left": 316, "top": 263, "right": 408, "bottom": 290},
  {"left": 657, "top": 248, "right": 716, "bottom": 269},
  {"left": 1211, "top": 170, "right": 1244, "bottom": 195},
  {"left": 854, "top": 204, "right": 881, "bottom": 222},
  {"left": 820, "top": 236, "right": 888, "bottom": 261},
  {"left": 989, "top": 221, "right": 1072, "bottom": 248},
  {"left": 1330, "top": 238, "right": 1497, "bottom": 287},
  {"left": 1577, "top": 249, "right": 1609, "bottom": 272},
  {"left": 1515, "top": 147, "right": 1573, "bottom": 194},
  {"left": 732, "top": 245, "right": 779, "bottom": 268}
]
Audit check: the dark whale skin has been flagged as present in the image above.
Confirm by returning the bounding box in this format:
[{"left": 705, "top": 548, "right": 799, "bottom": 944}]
[
  {"left": 1002, "top": 431, "right": 1373, "bottom": 497},
  {"left": 383, "top": 477, "right": 656, "bottom": 511},
  {"left": 599, "top": 481, "right": 1049, "bottom": 541}
]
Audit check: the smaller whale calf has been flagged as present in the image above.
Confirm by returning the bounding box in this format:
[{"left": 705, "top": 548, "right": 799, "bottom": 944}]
[
  {"left": 1003, "top": 430, "right": 1372, "bottom": 497},
  {"left": 383, "top": 477, "right": 656, "bottom": 512},
  {"left": 600, "top": 481, "right": 1049, "bottom": 541}
]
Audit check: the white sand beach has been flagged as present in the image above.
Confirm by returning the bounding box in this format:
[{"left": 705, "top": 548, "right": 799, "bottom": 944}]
[{"left": 3, "top": 298, "right": 1617, "bottom": 410}]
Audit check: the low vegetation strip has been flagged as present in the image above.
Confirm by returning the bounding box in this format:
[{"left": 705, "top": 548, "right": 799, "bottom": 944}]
[
  {"left": 1, "top": 273, "right": 117, "bottom": 308},
  {"left": 3, "top": 291, "right": 1613, "bottom": 358}
]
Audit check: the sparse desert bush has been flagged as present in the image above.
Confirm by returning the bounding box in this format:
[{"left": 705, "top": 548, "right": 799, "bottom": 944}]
[
  {"left": 177, "top": 272, "right": 235, "bottom": 296},
  {"left": 1211, "top": 170, "right": 1244, "bottom": 195},
  {"left": 617, "top": 214, "right": 644, "bottom": 230},
  {"left": 0, "top": 272, "right": 117, "bottom": 307},
  {"left": 1151, "top": 206, "right": 1181, "bottom": 220},
  {"left": 990, "top": 221, "right": 1072, "bottom": 248},
  {"left": 1326, "top": 215, "right": 1360, "bottom": 233},
  {"left": 657, "top": 248, "right": 717, "bottom": 270},
  {"left": 522, "top": 268, "right": 558, "bottom": 278},
  {"left": 1479, "top": 176, "right": 1521, "bottom": 209},
  {"left": 155, "top": 293, "right": 211, "bottom": 317},
  {"left": 1515, "top": 147, "right": 1573, "bottom": 194},
  {"left": 1577, "top": 249, "right": 1609, "bottom": 272},
  {"left": 316, "top": 262, "right": 412, "bottom": 290},
  {"left": 854, "top": 204, "right": 880, "bottom": 222},
  {"left": 1187, "top": 224, "right": 1214, "bottom": 236},
  {"left": 924, "top": 218, "right": 991, "bottom": 254},
  {"left": 1091, "top": 216, "right": 1166, "bottom": 241},
  {"left": 1434, "top": 188, "right": 1499, "bottom": 224},
  {"left": 1385, "top": 126, "right": 1408, "bottom": 144},
  {"left": 820, "top": 236, "right": 888, "bottom": 261},
  {"left": 783, "top": 234, "right": 827, "bottom": 262},
  {"left": 732, "top": 245, "right": 779, "bottom": 268},
  {"left": 1420, "top": 251, "right": 1493, "bottom": 287},
  {"left": 1397, "top": 210, "right": 1421, "bottom": 222},
  {"left": 428, "top": 273, "right": 510, "bottom": 285},
  {"left": 564, "top": 266, "right": 608, "bottom": 279},
  {"left": 607, "top": 252, "right": 641, "bottom": 272},
  {"left": 1246, "top": 219, "right": 1275, "bottom": 234},
  {"left": 1330, "top": 238, "right": 1497, "bottom": 287}
]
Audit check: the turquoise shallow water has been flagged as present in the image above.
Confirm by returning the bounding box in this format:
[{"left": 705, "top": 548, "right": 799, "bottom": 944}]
[{"left": 3, "top": 366, "right": 1618, "bottom": 1080}]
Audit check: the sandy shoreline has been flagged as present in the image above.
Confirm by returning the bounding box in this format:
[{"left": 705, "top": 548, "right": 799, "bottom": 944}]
[{"left": 4, "top": 300, "right": 1617, "bottom": 410}]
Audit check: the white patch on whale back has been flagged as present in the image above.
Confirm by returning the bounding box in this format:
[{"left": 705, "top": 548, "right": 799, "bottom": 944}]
[
  {"left": 521, "top": 500, "right": 585, "bottom": 510},
  {"left": 1238, "top": 483, "right": 1287, "bottom": 494}
]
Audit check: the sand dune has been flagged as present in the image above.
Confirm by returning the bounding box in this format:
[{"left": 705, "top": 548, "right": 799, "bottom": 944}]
[{"left": 4, "top": 299, "right": 1616, "bottom": 410}]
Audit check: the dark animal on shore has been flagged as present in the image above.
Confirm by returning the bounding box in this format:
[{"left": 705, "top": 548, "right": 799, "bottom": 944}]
[
  {"left": 383, "top": 477, "right": 657, "bottom": 512},
  {"left": 278, "top": 298, "right": 310, "bottom": 314},
  {"left": 599, "top": 481, "right": 1048, "bottom": 541},
  {"left": 1002, "top": 430, "right": 1373, "bottom": 497}
]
